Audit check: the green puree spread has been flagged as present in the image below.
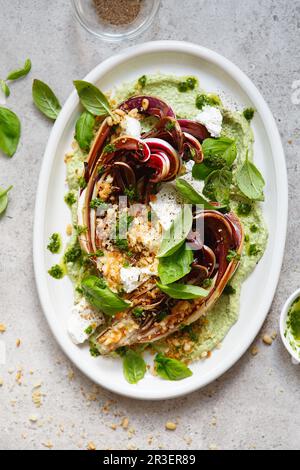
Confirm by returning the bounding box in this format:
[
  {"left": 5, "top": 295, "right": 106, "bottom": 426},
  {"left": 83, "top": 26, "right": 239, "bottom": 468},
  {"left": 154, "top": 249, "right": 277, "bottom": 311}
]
[
  {"left": 64, "top": 74, "right": 268, "bottom": 361},
  {"left": 285, "top": 297, "right": 300, "bottom": 357}
]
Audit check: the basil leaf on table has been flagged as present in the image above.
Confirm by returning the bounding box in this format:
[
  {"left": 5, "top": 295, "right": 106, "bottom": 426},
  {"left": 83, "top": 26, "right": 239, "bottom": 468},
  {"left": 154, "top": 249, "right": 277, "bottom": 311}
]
[
  {"left": 81, "top": 275, "right": 130, "bottom": 316},
  {"left": 0, "top": 185, "right": 12, "bottom": 215},
  {"left": 158, "top": 243, "right": 193, "bottom": 285},
  {"left": 74, "top": 80, "right": 113, "bottom": 117},
  {"left": 123, "top": 349, "right": 146, "bottom": 384},
  {"left": 0, "top": 80, "right": 10, "bottom": 98},
  {"left": 75, "top": 111, "right": 95, "bottom": 151},
  {"left": 6, "top": 58, "right": 32, "bottom": 81},
  {"left": 154, "top": 353, "right": 192, "bottom": 381},
  {"left": 157, "top": 282, "right": 209, "bottom": 300},
  {"left": 236, "top": 154, "right": 265, "bottom": 201},
  {"left": 158, "top": 205, "right": 193, "bottom": 258},
  {"left": 0, "top": 107, "right": 21, "bottom": 157},
  {"left": 203, "top": 168, "right": 232, "bottom": 205},
  {"left": 175, "top": 178, "right": 217, "bottom": 209},
  {"left": 32, "top": 79, "right": 61, "bottom": 120}
]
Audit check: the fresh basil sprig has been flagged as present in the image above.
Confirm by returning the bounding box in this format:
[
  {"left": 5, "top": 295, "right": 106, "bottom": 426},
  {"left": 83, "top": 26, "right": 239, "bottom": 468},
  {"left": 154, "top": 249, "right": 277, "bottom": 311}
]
[
  {"left": 74, "top": 80, "right": 113, "bottom": 117},
  {"left": 158, "top": 206, "right": 193, "bottom": 258},
  {"left": 123, "top": 349, "right": 146, "bottom": 384},
  {"left": 81, "top": 275, "right": 130, "bottom": 316},
  {"left": 158, "top": 243, "right": 193, "bottom": 285},
  {"left": 32, "top": 79, "right": 61, "bottom": 120},
  {"left": 6, "top": 58, "right": 32, "bottom": 81},
  {"left": 154, "top": 353, "right": 192, "bottom": 381},
  {"left": 175, "top": 178, "right": 217, "bottom": 209},
  {"left": 236, "top": 153, "right": 265, "bottom": 201},
  {"left": 0, "top": 107, "right": 21, "bottom": 157},
  {"left": 0, "top": 80, "right": 10, "bottom": 98},
  {"left": 157, "top": 282, "right": 209, "bottom": 300},
  {"left": 203, "top": 168, "right": 232, "bottom": 205},
  {"left": 75, "top": 111, "right": 95, "bottom": 151},
  {"left": 0, "top": 185, "right": 13, "bottom": 215}
]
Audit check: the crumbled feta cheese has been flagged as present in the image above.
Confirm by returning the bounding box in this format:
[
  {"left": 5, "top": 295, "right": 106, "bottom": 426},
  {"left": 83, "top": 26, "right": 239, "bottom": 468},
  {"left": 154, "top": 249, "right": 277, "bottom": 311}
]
[
  {"left": 67, "top": 298, "right": 105, "bottom": 345},
  {"left": 150, "top": 183, "right": 183, "bottom": 231},
  {"left": 120, "top": 266, "right": 154, "bottom": 293},
  {"left": 196, "top": 105, "right": 223, "bottom": 137},
  {"left": 121, "top": 115, "right": 141, "bottom": 139}
]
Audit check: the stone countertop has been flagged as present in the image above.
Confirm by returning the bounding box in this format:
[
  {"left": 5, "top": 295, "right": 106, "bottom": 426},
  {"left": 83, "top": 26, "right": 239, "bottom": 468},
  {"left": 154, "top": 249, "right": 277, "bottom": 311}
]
[{"left": 0, "top": 0, "right": 299, "bottom": 450}]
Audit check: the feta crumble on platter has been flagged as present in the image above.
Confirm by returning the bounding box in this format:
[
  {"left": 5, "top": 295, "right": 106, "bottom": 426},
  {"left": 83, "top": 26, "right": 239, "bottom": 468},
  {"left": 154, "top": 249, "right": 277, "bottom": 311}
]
[
  {"left": 67, "top": 298, "right": 105, "bottom": 345},
  {"left": 196, "top": 105, "right": 223, "bottom": 137},
  {"left": 120, "top": 115, "right": 141, "bottom": 139}
]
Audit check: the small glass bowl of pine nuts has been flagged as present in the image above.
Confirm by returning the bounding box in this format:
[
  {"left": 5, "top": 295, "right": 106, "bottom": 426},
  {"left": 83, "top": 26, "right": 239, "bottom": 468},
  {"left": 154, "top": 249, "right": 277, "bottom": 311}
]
[{"left": 71, "top": 0, "right": 161, "bottom": 42}]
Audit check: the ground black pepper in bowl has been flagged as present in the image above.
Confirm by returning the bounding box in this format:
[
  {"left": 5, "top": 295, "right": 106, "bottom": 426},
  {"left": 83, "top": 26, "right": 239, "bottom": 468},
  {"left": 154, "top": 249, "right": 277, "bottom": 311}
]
[{"left": 93, "top": 0, "right": 143, "bottom": 26}]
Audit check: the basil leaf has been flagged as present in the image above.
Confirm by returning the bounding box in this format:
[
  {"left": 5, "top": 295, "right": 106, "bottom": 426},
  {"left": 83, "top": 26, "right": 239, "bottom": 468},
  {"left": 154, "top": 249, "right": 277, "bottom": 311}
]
[
  {"left": 157, "top": 282, "right": 209, "bottom": 300},
  {"left": 236, "top": 155, "right": 265, "bottom": 201},
  {"left": 74, "top": 80, "right": 112, "bottom": 117},
  {"left": 202, "top": 137, "right": 237, "bottom": 166},
  {"left": 75, "top": 111, "right": 95, "bottom": 150},
  {"left": 123, "top": 350, "right": 146, "bottom": 384},
  {"left": 81, "top": 275, "right": 130, "bottom": 316},
  {"left": 203, "top": 169, "right": 232, "bottom": 204},
  {"left": 154, "top": 353, "right": 192, "bottom": 381},
  {"left": 192, "top": 162, "right": 212, "bottom": 180},
  {"left": 6, "top": 58, "right": 31, "bottom": 81},
  {"left": 0, "top": 107, "right": 21, "bottom": 157},
  {"left": 158, "top": 205, "right": 193, "bottom": 258},
  {"left": 158, "top": 243, "right": 193, "bottom": 285},
  {"left": 175, "top": 178, "right": 217, "bottom": 209},
  {"left": 32, "top": 79, "right": 61, "bottom": 120},
  {"left": 0, "top": 80, "right": 10, "bottom": 98},
  {"left": 0, "top": 185, "right": 12, "bottom": 215}
]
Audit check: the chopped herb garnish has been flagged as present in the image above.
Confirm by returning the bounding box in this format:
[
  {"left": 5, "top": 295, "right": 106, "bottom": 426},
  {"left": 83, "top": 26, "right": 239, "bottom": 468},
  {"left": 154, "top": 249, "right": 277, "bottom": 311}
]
[
  {"left": 75, "top": 224, "right": 87, "bottom": 235},
  {"left": 48, "top": 264, "right": 64, "bottom": 279},
  {"left": 64, "top": 245, "right": 82, "bottom": 263},
  {"left": 237, "top": 202, "right": 252, "bottom": 216},
  {"left": 64, "top": 191, "right": 76, "bottom": 207},
  {"left": 195, "top": 93, "right": 221, "bottom": 110},
  {"left": 103, "top": 143, "right": 116, "bottom": 154},
  {"left": 98, "top": 165, "right": 105, "bottom": 176},
  {"left": 186, "top": 77, "right": 197, "bottom": 90},
  {"left": 78, "top": 176, "right": 87, "bottom": 189},
  {"left": 244, "top": 234, "right": 250, "bottom": 243},
  {"left": 165, "top": 121, "right": 176, "bottom": 131},
  {"left": 87, "top": 249, "right": 104, "bottom": 258},
  {"left": 90, "top": 198, "right": 107, "bottom": 210},
  {"left": 250, "top": 224, "right": 258, "bottom": 233},
  {"left": 248, "top": 244, "right": 260, "bottom": 256},
  {"left": 124, "top": 186, "right": 138, "bottom": 202},
  {"left": 177, "top": 81, "right": 188, "bottom": 92},
  {"left": 202, "top": 278, "right": 213, "bottom": 288},
  {"left": 226, "top": 250, "right": 241, "bottom": 262},
  {"left": 85, "top": 325, "right": 93, "bottom": 335},
  {"left": 89, "top": 345, "right": 100, "bottom": 357},
  {"left": 47, "top": 233, "right": 61, "bottom": 254},
  {"left": 243, "top": 107, "right": 255, "bottom": 121},
  {"left": 138, "top": 75, "right": 147, "bottom": 88},
  {"left": 132, "top": 307, "right": 144, "bottom": 318},
  {"left": 223, "top": 285, "right": 236, "bottom": 295}
]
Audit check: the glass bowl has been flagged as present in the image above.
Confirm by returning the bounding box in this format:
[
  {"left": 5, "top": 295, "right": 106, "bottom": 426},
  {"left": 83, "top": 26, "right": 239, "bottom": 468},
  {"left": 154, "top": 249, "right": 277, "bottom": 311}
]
[{"left": 71, "top": 0, "right": 161, "bottom": 42}]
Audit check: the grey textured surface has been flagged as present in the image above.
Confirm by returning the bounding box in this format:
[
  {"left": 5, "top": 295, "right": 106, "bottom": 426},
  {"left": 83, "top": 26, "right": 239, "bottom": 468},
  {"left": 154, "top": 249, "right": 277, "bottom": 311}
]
[{"left": 0, "top": 0, "right": 298, "bottom": 450}]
